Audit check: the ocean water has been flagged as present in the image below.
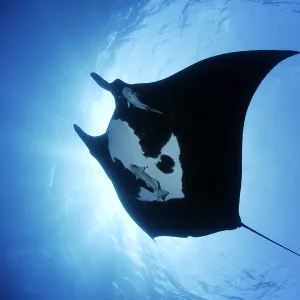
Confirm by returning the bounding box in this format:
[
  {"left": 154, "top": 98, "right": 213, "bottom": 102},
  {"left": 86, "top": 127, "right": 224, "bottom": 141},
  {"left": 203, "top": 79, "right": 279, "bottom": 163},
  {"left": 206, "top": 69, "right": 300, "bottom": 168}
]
[{"left": 1, "top": 0, "right": 300, "bottom": 299}]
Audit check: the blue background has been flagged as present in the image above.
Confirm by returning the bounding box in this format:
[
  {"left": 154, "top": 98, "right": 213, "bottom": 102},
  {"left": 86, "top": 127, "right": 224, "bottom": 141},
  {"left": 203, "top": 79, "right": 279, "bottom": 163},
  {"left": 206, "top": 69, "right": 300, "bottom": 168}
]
[{"left": 1, "top": 0, "right": 300, "bottom": 299}]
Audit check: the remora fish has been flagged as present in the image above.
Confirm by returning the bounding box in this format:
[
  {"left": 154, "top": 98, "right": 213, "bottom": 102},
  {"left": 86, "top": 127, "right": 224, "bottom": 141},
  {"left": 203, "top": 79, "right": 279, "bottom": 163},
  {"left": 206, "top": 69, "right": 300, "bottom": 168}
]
[
  {"left": 122, "top": 87, "right": 163, "bottom": 114},
  {"left": 130, "top": 164, "right": 169, "bottom": 201}
]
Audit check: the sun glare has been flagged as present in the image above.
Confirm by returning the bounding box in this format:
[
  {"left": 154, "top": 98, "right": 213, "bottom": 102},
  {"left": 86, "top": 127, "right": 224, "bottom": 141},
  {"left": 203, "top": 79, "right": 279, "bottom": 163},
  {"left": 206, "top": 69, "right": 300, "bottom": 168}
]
[{"left": 78, "top": 85, "right": 141, "bottom": 235}]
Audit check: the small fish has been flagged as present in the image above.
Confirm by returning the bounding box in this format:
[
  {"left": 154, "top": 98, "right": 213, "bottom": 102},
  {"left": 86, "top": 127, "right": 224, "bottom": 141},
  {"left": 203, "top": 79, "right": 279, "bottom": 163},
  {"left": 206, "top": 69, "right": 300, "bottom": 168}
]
[
  {"left": 130, "top": 164, "right": 169, "bottom": 201},
  {"left": 122, "top": 87, "right": 163, "bottom": 114}
]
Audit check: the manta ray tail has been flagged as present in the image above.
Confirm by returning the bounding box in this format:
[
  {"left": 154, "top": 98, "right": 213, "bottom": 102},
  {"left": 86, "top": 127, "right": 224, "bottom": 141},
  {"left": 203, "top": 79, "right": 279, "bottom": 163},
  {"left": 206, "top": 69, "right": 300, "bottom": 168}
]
[{"left": 241, "top": 223, "right": 300, "bottom": 257}]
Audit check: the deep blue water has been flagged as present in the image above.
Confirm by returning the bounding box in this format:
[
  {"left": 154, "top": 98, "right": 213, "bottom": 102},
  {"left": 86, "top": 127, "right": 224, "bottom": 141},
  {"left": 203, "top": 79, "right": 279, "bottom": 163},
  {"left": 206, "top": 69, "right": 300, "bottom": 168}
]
[{"left": 1, "top": 1, "right": 300, "bottom": 299}]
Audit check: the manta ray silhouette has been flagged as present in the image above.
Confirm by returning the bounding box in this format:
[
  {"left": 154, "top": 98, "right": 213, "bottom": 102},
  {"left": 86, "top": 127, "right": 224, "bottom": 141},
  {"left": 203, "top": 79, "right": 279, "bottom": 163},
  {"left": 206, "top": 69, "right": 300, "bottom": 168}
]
[{"left": 74, "top": 50, "right": 300, "bottom": 257}]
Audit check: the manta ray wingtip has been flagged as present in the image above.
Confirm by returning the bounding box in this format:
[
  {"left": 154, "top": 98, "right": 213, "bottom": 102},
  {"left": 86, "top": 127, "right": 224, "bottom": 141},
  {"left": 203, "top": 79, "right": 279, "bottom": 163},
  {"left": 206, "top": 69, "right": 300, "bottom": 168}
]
[
  {"left": 286, "top": 50, "right": 300, "bottom": 57},
  {"left": 278, "top": 50, "right": 300, "bottom": 59}
]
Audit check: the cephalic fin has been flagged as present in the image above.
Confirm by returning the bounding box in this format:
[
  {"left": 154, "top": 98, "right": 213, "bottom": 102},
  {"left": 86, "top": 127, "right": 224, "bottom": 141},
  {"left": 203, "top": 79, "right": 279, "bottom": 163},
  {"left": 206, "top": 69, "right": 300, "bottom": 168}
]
[
  {"left": 90, "top": 72, "right": 111, "bottom": 91},
  {"left": 73, "top": 124, "right": 94, "bottom": 150}
]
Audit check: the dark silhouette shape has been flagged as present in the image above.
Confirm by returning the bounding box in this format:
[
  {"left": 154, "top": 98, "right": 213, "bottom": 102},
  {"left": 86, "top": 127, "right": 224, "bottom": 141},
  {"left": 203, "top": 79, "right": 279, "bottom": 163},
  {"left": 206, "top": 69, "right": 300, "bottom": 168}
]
[
  {"left": 75, "top": 50, "right": 300, "bottom": 257},
  {"left": 156, "top": 154, "right": 175, "bottom": 174}
]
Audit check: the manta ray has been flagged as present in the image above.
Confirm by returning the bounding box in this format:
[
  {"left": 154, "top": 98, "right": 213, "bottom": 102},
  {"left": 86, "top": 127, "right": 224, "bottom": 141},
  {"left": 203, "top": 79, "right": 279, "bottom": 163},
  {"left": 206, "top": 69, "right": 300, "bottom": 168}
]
[{"left": 75, "top": 50, "right": 300, "bottom": 257}]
